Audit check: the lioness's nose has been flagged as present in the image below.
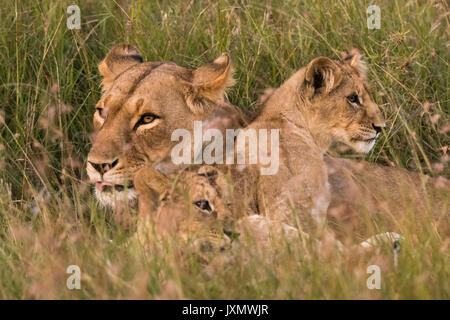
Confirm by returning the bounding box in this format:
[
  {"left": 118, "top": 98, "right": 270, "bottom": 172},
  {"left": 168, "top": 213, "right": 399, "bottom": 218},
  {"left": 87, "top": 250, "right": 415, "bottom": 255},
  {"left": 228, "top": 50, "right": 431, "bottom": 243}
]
[{"left": 88, "top": 159, "right": 119, "bottom": 175}]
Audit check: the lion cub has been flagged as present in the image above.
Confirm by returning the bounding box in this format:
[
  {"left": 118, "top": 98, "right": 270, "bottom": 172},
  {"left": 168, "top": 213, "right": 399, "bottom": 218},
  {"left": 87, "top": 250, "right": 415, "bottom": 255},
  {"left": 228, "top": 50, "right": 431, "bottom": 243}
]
[
  {"left": 231, "top": 53, "right": 385, "bottom": 227},
  {"left": 231, "top": 52, "right": 449, "bottom": 241},
  {"left": 133, "top": 165, "right": 395, "bottom": 252},
  {"left": 133, "top": 166, "right": 301, "bottom": 251}
]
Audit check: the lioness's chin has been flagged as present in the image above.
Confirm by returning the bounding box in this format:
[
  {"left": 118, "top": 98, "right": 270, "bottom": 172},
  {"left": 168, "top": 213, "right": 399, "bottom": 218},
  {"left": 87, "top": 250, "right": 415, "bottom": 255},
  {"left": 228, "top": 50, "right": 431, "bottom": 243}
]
[
  {"left": 348, "top": 139, "right": 376, "bottom": 153},
  {"left": 94, "top": 188, "right": 138, "bottom": 210}
]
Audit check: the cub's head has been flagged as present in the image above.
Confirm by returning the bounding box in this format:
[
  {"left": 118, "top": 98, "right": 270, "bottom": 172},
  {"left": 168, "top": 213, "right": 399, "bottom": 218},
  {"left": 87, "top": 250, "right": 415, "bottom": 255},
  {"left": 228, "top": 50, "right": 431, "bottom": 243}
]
[
  {"left": 134, "top": 166, "right": 234, "bottom": 251},
  {"left": 87, "top": 44, "right": 240, "bottom": 208},
  {"left": 296, "top": 52, "right": 385, "bottom": 153}
]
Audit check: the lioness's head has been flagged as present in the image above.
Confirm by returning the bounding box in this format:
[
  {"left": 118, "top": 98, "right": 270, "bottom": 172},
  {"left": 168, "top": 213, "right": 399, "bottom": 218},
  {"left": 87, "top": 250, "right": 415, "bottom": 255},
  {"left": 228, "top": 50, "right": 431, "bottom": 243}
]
[
  {"left": 87, "top": 44, "right": 244, "bottom": 208},
  {"left": 267, "top": 52, "right": 385, "bottom": 153}
]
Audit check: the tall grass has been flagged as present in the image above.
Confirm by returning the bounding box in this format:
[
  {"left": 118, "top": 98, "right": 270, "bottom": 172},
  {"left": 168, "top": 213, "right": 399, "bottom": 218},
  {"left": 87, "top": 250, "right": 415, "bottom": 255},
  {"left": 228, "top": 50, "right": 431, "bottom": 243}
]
[{"left": 0, "top": 0, "right": 448, "bottom": 299}]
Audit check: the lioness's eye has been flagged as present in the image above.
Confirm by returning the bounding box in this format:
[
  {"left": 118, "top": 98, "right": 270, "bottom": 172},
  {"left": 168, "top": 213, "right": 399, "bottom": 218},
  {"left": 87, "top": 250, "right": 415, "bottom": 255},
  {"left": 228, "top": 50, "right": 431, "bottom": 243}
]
[
  {"left": 142, "top": 115, "right": 154, "bottom": 124},
  {"left": 134, "top": 113, "right": 159, "bottom": 130},
  {"left": 347, "top": 94, "right": 360, "bottom": 104}
]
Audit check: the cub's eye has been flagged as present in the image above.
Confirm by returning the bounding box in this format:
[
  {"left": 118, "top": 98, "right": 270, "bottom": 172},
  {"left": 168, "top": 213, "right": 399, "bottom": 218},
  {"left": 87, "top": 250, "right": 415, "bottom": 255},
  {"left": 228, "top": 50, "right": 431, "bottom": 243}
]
[
  {"left": 96, "top": 108, "right": 105, "bottom": 119},
  {"left": 193, "top": 200, "right": 212, "bottom": 213},
  {"left": 134, "top": 113, "right": 159, "bottom": 130},
  {"left": 347, "top": 94, "right": 360, "bottom": 105}
]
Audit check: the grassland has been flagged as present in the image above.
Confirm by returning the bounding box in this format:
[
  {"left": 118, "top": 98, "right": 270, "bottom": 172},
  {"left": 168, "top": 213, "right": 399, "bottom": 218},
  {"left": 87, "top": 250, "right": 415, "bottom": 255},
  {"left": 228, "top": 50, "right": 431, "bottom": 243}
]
[{"left": 0, "top": 0, "right": 448, "bottom": 299}]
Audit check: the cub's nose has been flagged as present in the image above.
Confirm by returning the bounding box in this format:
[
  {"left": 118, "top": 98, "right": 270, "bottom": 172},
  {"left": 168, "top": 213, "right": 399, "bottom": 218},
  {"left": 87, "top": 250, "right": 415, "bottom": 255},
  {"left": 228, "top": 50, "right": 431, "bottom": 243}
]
[
  {"left": 372, "top": 124, "right": 383, "bottom": 134},
  {"left": 88, "top": 159, "right": 119, "bottom": 175}
]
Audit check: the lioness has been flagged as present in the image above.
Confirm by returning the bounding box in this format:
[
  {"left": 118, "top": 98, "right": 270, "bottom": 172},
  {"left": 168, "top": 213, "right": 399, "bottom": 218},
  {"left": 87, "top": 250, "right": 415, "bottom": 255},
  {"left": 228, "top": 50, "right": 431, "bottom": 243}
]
[
  {"left": 86, "top": 44, "right": 250, "bottom": 210},
  {"left": 231, "top": 52, "right": 449, "bottom": 240}
]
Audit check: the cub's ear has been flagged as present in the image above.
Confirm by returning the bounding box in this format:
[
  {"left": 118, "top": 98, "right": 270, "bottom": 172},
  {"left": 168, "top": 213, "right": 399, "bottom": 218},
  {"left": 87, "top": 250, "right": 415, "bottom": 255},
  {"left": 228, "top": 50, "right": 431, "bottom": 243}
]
[
  {"left": 346, "top": 52, "right": 368, "bottom": 77},
  {"left": 98, "top": 44, "right": 143, "bottom": 91},
  {"left": 134, "top": 168, "right": 171, "bottom": 212},
  {"left": 304, "top": 57, "right": 342, "bottom": 95},
  {"left": 185, "top": 53, "right": 235, "bottom": 113}
]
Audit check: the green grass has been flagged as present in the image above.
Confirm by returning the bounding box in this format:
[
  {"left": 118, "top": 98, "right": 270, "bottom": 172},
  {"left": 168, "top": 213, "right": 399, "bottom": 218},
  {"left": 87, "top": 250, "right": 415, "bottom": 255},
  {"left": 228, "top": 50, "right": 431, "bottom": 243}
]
[{"left": 0, "top": 0, "right": 448, "bottom": 299}]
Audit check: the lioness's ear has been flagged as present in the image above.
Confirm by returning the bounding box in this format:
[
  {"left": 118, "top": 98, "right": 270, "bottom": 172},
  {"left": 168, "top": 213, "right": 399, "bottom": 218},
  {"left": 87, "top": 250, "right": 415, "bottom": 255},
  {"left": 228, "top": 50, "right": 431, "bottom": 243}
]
[
  {"left": 186, "top": 54, "right": 235, "bottom": 113},
  {"left": 304, "top": 57, "right": 342, "bottom": 95},
  {"left": 98, "top": 44, "right": 143, "bottom": 91}
]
